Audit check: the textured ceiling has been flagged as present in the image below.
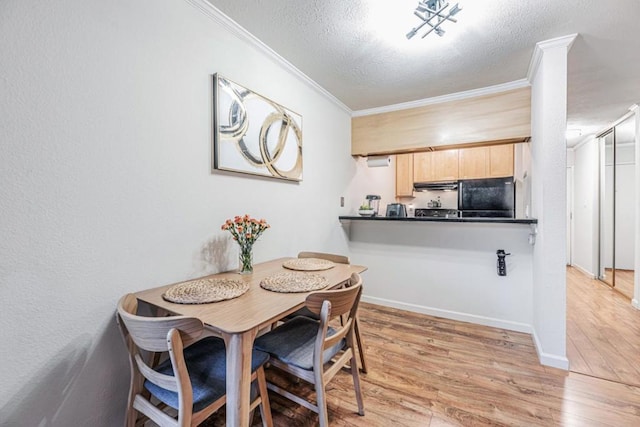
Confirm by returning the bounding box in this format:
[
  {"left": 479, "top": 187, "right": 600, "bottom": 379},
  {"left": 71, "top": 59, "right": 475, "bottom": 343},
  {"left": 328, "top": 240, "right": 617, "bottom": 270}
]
[{"left": 206, "top": 0, "right": 640, "bottom": 143}]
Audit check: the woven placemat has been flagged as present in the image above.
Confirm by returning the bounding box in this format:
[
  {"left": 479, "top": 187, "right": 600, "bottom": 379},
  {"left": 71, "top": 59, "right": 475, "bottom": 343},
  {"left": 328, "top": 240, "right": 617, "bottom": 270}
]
[
  {"left": 260, "top": 272, "right": 329, "bottom": 293},
  {"left": 282, "top": 258, "right": 336, "bottom": 271},
  {"left": 162, "top": 278, "right": 249, "bottom": 304}
]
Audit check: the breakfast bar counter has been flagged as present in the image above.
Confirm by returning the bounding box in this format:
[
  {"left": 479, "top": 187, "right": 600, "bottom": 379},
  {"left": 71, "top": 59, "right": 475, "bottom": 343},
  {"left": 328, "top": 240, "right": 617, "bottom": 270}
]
[
  {"left": 338, "top": 215, "right": 538, "bottom": 225},
  {"left": 338, "top": 214, "right": 537, "bottom": 342}
]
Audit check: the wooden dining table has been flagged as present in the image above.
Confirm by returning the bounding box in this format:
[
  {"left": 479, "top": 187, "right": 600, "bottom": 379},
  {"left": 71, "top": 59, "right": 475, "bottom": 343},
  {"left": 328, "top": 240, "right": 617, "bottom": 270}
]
[{"left": 134, "top": 257, "right": 367, "bottom": 427}]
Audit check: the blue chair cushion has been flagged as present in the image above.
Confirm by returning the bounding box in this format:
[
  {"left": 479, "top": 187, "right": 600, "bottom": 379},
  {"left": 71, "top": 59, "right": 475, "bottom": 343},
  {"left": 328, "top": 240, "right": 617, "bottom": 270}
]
[
  {"left": 286, "top": 306, "right": 319, "bottom": 321},
  {"left": 254, "top": 316, "right": 345, "bottom": 371},
  {"left": 144, "top": 336, "right": 269, "bottom": 413}
]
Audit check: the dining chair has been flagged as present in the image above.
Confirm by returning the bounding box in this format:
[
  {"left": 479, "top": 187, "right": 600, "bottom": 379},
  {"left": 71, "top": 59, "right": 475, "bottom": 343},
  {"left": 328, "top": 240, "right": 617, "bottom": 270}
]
[
  {"left": 254, "top": 273, "right": 365, "bottom": 427},
  {"left": 116, "top": 294, "right": 273, "bottom": 427},
  {"left": 289, "top": 251, "right": 369, "bottom": 374},
  {"left": 297, "top": 251, "right": 350, "bottom": 264}
]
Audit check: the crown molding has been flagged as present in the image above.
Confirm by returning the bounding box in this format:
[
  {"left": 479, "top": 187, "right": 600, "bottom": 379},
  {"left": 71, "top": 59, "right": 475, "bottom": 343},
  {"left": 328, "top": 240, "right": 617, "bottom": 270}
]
[
  {"left": 352, "top": 79, "right": 530, "bottom": 117},
  {"left": 184, "top": 0, "right": 351, "bottom": 114},
  {"left": 595, "top": 107, "right": 638, "bottom": 138},
  {"left": 526, "top": 34, "right": 578, "bottom": 82},
  {"left": 571, "top": 134, "right": 596, "bottom": 151}
]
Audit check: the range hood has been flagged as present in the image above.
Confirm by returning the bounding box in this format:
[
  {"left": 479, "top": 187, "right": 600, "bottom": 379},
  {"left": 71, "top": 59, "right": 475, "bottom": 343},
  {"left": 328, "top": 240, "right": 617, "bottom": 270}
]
[{"left": 413, "top": 181, "right": 458, "bottom": 192}]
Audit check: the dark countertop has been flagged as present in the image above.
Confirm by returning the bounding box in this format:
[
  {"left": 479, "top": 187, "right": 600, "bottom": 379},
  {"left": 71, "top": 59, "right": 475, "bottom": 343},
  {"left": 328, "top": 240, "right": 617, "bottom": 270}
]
[{"left": 338, "top": 215, "right": 537, "bottom": 225}]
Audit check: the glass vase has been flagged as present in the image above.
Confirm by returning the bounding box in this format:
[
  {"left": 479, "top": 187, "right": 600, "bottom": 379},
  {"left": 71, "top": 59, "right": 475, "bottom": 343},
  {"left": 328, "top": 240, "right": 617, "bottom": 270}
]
[{"left": 238, "top": 245, "right": 253, "bottom": 275}]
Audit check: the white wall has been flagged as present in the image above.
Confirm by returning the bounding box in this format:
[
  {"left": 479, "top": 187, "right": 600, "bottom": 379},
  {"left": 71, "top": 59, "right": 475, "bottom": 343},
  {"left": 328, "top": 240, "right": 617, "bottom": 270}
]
[
  {"left": 0, "top": 0, "right": 354, "bottom": 424},
  {"left": 515, "top": 142, "right": 532, "bottom": 218},
  {"left": 567, "top": 149, "right": 575, "bottom": 167},
  {"left": 346, "top": 221, "right": 534, "bottom": 331},
  {"left": 529, "top": 35, "right": 574, "bottom": 369},
  {"left": 572, "top": 137, "right": 599, "bottom": 275},
  {"left": 634, "top": 108, "right": 640, "bottom": 309},
  {"left": 347, "top": 157, "right": 397, "bottom": 215}
]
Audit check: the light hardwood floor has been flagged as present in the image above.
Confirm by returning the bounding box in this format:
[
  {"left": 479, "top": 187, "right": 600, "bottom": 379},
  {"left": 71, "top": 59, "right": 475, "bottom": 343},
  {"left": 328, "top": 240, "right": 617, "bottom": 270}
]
[
  {"left": 602, "top": 268, "right": 635, "bottom": 300},
  {"left": 614, "top": 269, "right": 634, "bottom": 300},
  {"left": 567, "top": 266, "right": 640, "bottom": 386},
  {"left": 198, "top": 275, "right": 640, "bottom": 426}
]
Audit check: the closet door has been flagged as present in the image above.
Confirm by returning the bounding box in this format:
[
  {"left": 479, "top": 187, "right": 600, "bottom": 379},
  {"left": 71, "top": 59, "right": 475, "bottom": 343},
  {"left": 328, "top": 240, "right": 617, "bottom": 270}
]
[
  {"left": 613, "top": 115, "right": 636, "bottom": 298},
  {"left": 599, "top": 131, "right": 615, "bottom": 287}
]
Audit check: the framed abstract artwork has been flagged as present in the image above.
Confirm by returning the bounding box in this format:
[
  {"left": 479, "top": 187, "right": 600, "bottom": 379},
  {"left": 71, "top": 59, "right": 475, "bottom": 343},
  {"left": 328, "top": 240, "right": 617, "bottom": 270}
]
[{"left": 212, "top": 74, "right": 303, "bottom": 181}]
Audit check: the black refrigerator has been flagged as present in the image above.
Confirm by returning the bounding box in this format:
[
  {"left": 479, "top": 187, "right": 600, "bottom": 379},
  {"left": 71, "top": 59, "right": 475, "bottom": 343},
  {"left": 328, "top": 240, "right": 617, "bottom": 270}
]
[{"left": 458, "top": 177, "right": 515, "bottom": 218}]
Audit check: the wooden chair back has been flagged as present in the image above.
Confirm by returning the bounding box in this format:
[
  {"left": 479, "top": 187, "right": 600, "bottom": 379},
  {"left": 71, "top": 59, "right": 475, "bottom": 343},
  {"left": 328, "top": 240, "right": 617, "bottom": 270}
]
[
  {"left": 305, "top": 274, "right": 363, "bottom": 353},
  {"left": 117, "top": 293, "right": 204, "bottom": 352},
  {"left": 115, "top": 294, "right": 205, "bottom": 426},
  {"left": 298, "top": 251, "right": 350, "bottom": 265}
]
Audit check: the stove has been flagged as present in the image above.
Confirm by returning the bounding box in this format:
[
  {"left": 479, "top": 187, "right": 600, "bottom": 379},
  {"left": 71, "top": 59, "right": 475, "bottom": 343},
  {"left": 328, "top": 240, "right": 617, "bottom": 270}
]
[{"left": 415, "top": 208, "right": 460, "bottom": 218}]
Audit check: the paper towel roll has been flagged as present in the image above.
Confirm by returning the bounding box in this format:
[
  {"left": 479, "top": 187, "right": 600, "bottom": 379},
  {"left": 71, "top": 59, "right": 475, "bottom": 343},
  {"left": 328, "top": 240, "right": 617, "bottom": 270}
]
[{"left": 366, "top": 156, "right": 391, "bottom": 167}]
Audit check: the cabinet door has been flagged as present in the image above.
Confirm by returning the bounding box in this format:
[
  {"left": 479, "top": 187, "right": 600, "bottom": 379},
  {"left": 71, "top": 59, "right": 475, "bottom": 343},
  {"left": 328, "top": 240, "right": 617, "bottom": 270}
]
[
  {"left": 432, "top": 149, "right": 459, "bottom": 181},
  {"left": 489, "top": 144, "right": 514, "bottom": 177},
  {"left": 395, "top": 153, "right": 414, "bottom": 197},
  {"left": 459, "top": 147, "right": 488, "bottom": 179},
  {"left": 413, "top": 152, "right": 435, "bottom": 182}
]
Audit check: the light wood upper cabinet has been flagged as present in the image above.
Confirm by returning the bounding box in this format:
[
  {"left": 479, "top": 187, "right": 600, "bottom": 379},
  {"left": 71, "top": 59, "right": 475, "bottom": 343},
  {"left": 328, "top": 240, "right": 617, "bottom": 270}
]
[
  {"left": 459, "top": 147, "right": 488, "bottom": 179},
  {"left": 458, "top": 144, "right": 514, "bottom": 179},
  {"left": 409, "top": 144, "right": 514, "bottom": 187},
  {"left": 413, "top": 149, "right": 459, "bottom": 182},
  {"left": 432, "top": 150, "right": 459, "bottom": 181},
  {"left": 413, "top": 152, "right": 435, "bottom": 182},
  {"left": 488, "top": 144, "right": 514, "bottom": 177},
  {"left": 395, "top": 153, "right": 414, "bottom": 197}
]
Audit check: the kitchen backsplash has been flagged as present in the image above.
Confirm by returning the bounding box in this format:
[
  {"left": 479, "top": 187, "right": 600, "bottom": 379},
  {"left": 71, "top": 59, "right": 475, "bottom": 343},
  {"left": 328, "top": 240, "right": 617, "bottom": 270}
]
[{"left": 405, "top": 190, "right": 458, "bottom": 210}]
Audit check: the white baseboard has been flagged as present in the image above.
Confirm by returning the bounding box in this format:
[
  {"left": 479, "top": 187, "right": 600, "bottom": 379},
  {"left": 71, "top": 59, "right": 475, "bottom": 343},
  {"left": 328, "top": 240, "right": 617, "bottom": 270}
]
[
  {"left": 571, "top": 263, "right": 596, "bottom": 278},
  {"left": 633, "top": 298, "right": 640, "bottom": 310},
  {"left": 361, "top": 295, "right": 533, "bottom": 334},
  {"left": 362, "top": 295, "right": 571, "bottom": 370},
  {"left": 531, "top": 330, "right": 570, "bottom": 370}
]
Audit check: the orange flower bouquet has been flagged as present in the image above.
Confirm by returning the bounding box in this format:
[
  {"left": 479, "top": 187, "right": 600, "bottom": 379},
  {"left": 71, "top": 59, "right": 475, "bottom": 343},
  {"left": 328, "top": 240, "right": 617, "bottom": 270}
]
[{"left": 221, "top": 215, "right": 270, "bottom": 274}]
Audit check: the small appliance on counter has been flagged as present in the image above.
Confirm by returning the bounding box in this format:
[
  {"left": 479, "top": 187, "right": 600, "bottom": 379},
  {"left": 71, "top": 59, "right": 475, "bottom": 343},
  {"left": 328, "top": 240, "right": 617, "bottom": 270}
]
[
  {"left": 386, "top": 203, "right": 407, "bottom": 217},
  {"left": 360, "top": 194, "right": 381, "bottom": 216}
]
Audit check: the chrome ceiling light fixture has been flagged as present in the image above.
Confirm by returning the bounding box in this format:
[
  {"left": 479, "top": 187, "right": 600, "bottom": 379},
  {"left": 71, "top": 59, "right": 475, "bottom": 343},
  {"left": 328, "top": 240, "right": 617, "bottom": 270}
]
[{"left": 406, "top": 0, "right": 462, "bottom": 40}]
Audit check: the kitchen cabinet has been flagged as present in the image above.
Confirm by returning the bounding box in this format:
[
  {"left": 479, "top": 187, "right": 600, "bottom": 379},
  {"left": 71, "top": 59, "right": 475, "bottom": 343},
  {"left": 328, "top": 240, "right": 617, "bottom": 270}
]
[
  {"left": 413, "top": 149, "right": 459, "bottom": 182},
  {"left": 488, "top": 144, "right": 514, "bottom": 177},
  {"left": 413, "top": 152, "right": 434, "bottom": 182},
  {"left": 433, "top": 150, "right": 459, "bottom": 180},
  {"left": 458, "top": 144, "right": 514, "bottom": 179},
  {"left": 395, "top": 153, "right": 414, "bottom": 197},
  {"left": 458, "top": 147, "right": 488, "bottom": 179}
]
